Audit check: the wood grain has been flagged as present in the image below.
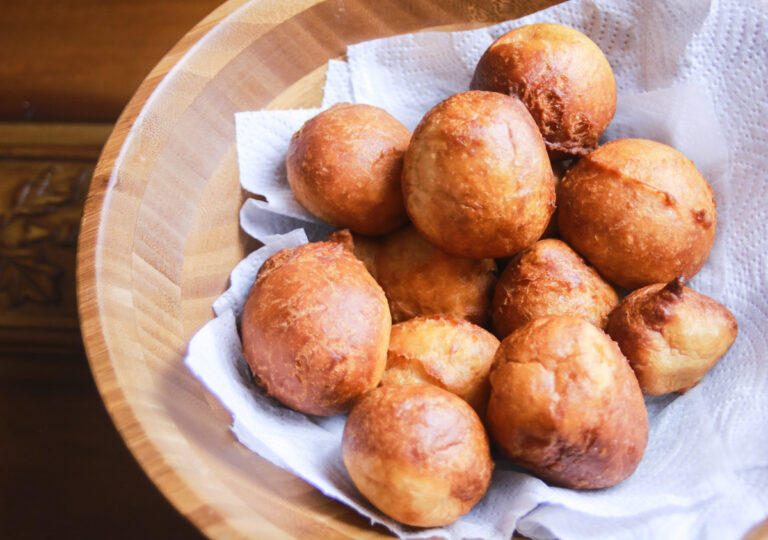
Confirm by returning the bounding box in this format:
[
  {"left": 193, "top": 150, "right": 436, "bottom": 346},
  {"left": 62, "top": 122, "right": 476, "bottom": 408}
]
[
  {"left": 745, "top": 518, "right": 768, "bottom": 540},
  {"left": 77, "top": 1, "right": 567, "bottom": 538},
  {"left": 0, "top": 0, "right": 225, "bottom": 122}
]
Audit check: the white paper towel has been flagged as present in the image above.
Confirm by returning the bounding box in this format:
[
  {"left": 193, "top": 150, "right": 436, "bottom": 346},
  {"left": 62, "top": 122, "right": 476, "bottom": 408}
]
[{"left": 186, "top": 0, "right": 768, "bottom": 538}]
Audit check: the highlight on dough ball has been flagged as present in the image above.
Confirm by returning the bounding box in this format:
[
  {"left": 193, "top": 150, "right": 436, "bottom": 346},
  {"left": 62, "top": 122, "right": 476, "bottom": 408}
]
[
  {"left": 487, "top": 316, "right": 648, "bottom": 489},
  {"left": 328, "top": 227, "right": 498, "bottom": 326},
  {"left": 382, "top": 315, "right": 500, "bottom": 415},
  {"left": 402, "top": 91, "right": 555, "bottom": 259},
  {"left": 492, "top": 239, "right": 619, "bottom": 339},
  {"left": 471, "top": 23, "right": 617, "bottom": 158},
  {"left": 558, "top": 138, "right": 717, "bottom": 289},
  {"left": 606, "top": 279, "right": 738, "bottom": 395},
  {"left": 241, "top": 241, "right": 391, "bottom": 416},
  {"left": 342, "top": 384, "right": 493, "bottom": 527},
  {"left": 286, "top": 103, "right": 410, "bottom": 235}
]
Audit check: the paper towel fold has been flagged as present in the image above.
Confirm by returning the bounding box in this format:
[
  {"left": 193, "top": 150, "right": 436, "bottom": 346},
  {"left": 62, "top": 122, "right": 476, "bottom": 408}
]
[{"left": 186, "top": 1, "right": 768, "bottom": 538}]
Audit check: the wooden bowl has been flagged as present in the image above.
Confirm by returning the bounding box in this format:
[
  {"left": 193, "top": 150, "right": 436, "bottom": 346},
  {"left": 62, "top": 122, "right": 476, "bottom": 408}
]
[{"left": 77, "top": 0, "right": 561, "bottom": 537}]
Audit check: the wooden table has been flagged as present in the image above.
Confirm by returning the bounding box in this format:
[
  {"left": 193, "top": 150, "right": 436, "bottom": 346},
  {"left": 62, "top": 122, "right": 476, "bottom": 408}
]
[{"left": 0, "top": 1, "right": 222, "bottom": 537}]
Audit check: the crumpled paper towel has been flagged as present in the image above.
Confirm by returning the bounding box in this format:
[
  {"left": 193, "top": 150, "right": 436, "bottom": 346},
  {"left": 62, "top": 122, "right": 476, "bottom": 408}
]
[{"left": 186, "top": 0, "right": 768, "bottom": 538}]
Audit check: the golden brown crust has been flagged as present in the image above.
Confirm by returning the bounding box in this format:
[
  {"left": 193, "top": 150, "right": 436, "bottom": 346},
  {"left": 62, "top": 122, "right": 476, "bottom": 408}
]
[
  {"left": 241, "top": 241, "right": 390, "bottom": 416},
  {"left": 325, "top": 229, "right": 380, "bottom": 276},
  {"left": 606, "top": 279, "right": 738, "bottom": 395},
  {"left": 492, "top": 239, "right": 618, "bottom": 338},
  {"left": 382, "top": 316, "right": 500, "bottom": 414},
  {"left": 342, "top": 384, "right": 493, "bottom": 527},
  {"left": 328, "top": 226, "right": 498, "bottom": 325},
  {"left": 286, "top": 103, "right": 410, "bottom": 235},
  {"left": 374, "top": 226, "right": 497, "bottom": 324},
  {"left": 558, "top": 138, "right": 717, "bottom": 289},
  {"left": 402, "top": 91, "right": 555, "bottom": 259},
  {"left": 487, "top": 316, "right": 648, "bottom": 489},
  {"left": 470, "top": 23, "right": 616, "bottom": 158}
]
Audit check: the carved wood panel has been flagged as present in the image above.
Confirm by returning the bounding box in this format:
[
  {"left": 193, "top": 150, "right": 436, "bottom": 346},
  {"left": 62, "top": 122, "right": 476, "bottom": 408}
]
[{"left": 0, "top": 124, "right": 109, "bottom": 354}]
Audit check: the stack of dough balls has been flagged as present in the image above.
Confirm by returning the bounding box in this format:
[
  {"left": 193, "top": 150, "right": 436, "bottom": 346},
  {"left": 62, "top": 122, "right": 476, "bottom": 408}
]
[{"left": 238, "top": 21, "right": 739, "bottom": 531}]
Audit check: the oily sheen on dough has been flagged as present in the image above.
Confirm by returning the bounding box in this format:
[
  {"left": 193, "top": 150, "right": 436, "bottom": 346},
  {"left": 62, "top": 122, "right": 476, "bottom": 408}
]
[
  {"left": 402, "top": 91, "right": 555, "bottom": 259},
  {"left": 241, "top": 241, "right": 390, "bottom": 416}
]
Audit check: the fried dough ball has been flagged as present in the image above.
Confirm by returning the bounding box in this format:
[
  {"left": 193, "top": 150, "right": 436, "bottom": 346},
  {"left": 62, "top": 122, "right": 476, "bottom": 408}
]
[
  {"left": 342, "top": 384, "right": 493, "bottom": 527},
  {"left": 382, "top": 316, "right": 500, "bottom": 414},
  {"left": 606, "top": 279, "right": 738, "bottom": 395},
  {"left": 241, "top": 241, "right": 390, "bottom": 416},
  {"left": 328, "top": 227, "right": 498, "bottom": 325},
  {"left": 487, "top": 316, "right": 648, "bottom": 489},
  {"left": 558, "top": 138, "right": 717, "bottom": 289},
  {"left": 492, "top": 239, "right": 619, "bottom": 338},
  {"left": 286, "top": 103, "right": 410, "bottom": 235},
  {"left": 471, "top": 23, "right": 616, "bottom": 158},
  {"left": 402, "top": 91, "right": 555, "bottom": 259}
]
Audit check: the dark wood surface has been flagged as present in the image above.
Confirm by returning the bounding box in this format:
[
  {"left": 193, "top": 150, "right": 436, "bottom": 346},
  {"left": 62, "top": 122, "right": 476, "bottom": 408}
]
[
  {"left": 0, "top": 352, "right": 205, "bottom": 539},
  {"left": 0, "top": 123, "right": 206, "bottom": 539},
  {"left": 1, "top": 0, "right": 223, "bottom": 536},
  {"left": 0, "top": 0, "right": 224, "bottom": 122}
]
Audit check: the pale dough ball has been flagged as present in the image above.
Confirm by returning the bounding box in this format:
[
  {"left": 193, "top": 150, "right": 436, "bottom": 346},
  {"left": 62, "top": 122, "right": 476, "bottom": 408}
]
[
  {"left": 487, "top": 316, "right": 648, "bottom": 489},
  {"left": 342, "top": 384, "right": 493, "bottom": 527},
  {"left": 382, "top": 315, "right": 500, "bottom": 414},
  {"left": 606, "top": 279, "right": 738, "bottom": 395},
  {"left": 402, "top": 91, "right": 555, "bottom": 259}
]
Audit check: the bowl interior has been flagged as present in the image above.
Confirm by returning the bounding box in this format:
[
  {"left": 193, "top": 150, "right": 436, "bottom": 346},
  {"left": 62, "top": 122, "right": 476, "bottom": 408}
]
[{"left": 78, "top": 0, "right": 562, "bottom": 537}]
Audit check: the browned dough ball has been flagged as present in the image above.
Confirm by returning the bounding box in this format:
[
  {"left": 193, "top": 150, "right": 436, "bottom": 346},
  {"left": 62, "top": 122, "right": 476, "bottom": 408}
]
[
  {"left": 558, "top": 138, "right": 717, "bottom": 289},
  {"left": 487, "top": 316, "right": 648, "bottom": 489},
  {"left": 492, "top": 239, "right": 619, "bottom": 339},
  {"left": 402, "top": 91, "right": 555, "bottom": 259},
  {"left": 286, "top": 103, "right": 410, "bottom": 235},
  {"left": 382, "top": 315, "right": 500, "bottom": 415},
  {"left": 327, "top": 227, "right": 498, "bottom": 326},
  {"left": 342, "top": 384, "right": 493, "bottom": 527},
  {"left": 241, "top": 241, "right": 390, "bottom": 416},
  {"left": 471, "top": 23, "right": 616, "bottom": 158},
  {"left": 606, "top": 279, "right": 738, "bottom": 395}
]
